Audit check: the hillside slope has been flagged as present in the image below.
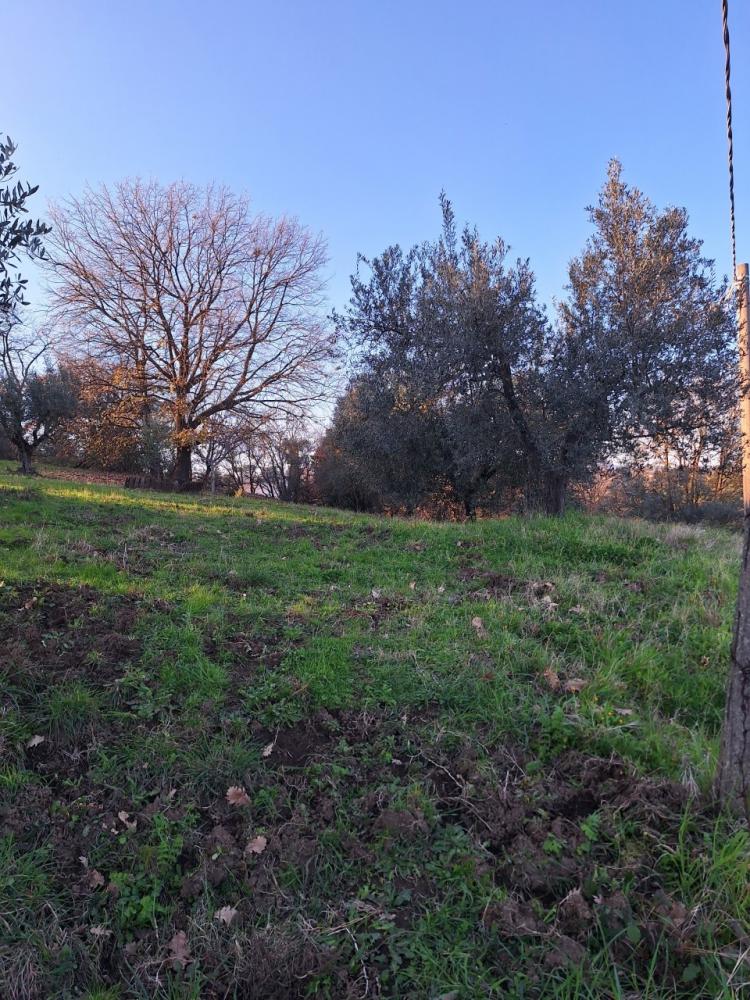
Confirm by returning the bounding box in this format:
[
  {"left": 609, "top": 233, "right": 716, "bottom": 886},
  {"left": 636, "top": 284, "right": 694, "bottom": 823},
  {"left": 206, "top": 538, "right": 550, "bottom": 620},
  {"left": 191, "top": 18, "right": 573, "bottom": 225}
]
[{"left": 1, "top": 466, "right": 747, "bottom": 998}]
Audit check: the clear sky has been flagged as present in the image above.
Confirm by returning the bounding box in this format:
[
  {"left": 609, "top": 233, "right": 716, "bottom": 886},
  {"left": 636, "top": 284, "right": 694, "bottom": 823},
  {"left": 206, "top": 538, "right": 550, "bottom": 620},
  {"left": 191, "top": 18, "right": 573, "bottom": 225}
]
[{"left": 5, "top": 0, "right": 750, "bottom": 317}]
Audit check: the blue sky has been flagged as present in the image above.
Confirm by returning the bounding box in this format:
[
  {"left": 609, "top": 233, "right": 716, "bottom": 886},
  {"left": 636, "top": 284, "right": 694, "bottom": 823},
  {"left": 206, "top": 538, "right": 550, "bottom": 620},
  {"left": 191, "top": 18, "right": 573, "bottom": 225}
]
[{"left": 5, "top": 0, "right": 750, "bottom": 316}]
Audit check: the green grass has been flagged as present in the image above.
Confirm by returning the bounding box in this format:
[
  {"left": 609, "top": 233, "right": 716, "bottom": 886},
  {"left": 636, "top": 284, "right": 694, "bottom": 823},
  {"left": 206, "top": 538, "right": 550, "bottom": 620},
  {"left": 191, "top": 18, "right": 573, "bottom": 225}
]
[{"left": 0, "top": 462, "right": 748, "bottom": 999}]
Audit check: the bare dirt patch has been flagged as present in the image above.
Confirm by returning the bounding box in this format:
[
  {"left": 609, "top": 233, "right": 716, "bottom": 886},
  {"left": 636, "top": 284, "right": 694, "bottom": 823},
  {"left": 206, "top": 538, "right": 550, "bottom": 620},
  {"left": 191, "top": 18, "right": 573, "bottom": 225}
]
[
  {"left": 341, "top": 591, "right": 410, "bottom": 630},
  {"left": 0, "top": 582, "right": 143, "bottom": 685},
  {"left": 458, "top": 568, "right": 558, "bottom": 604}
]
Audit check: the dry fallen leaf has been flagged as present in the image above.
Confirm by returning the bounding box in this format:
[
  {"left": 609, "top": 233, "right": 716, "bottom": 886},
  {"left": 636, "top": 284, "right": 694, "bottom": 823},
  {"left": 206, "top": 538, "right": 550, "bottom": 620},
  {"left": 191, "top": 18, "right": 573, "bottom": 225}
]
[
  {"left": 226, "top": 785, "right": 251, "bottom": 807},
  {"left": 570, "top": 605, "right": 586, "bottom": 615},
  {"left": 117, "top": 810, "right": 137, "bottom": 832},
  {"left": 614, "top": 707, "right": 634, "bottom": 717},
  {"left": 245, "top": 834, "right": 268, "bottom": 855},
  {"left": 409, "top": 580, "right": 416, "bottom": 590},
  {"left": 543, "top": 667, "right": 561, "bottom": 691},
  {"left": 88, "top": 869, "right": 105, "bottom": 889},
  {"left": 90, "top": 925, "right": 112, "bottom": 938},
  {"left": 471, "top": 616, "right": 487, "bottom": 637},
  {"left": 261, "top": 742, "right": 275, "bottom": 759},
  {"left": 564, "top": 678, "right": 588, "bottom": 693},
  {"left": 371, "top": 588, "right": 382, "bottom": 599},
  {"left": 437, "top": 584, "right": 446, "bottom": 594},
  {"left": 168, "top": 930, "right": 191, "bottom": 968},
  {"left": 214, "top": 905, "right": 238, "bottom": 925},
  {"left": 26, "top": 734, "right": 45, "bottom": 748}
]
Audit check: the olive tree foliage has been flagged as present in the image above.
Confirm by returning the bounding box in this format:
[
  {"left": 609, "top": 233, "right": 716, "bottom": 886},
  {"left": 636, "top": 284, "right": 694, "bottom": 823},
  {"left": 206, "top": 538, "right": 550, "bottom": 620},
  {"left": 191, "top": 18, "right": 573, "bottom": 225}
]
[
  {"left": 0, "top": 136, "right": 76, "bottom": 473},
  {"left": 48, "top": 180, "right": 334, "bottom": 487},
  {"left": 332, "top": 196, "right": 569, "bottom": 514},
  {"left": 0, "top": 325, "right": 78, "bottom": 473},
  {"left": 314, "top": 386, "right": 385, "bottom": 512},
  {"left": 560, "top": 160, "right": 735, "bottom": 472},
  {"left": 590, "top": 408, "right": 741, "bottom": 521},
  {"left": 328, "top": 165, "right": 735, "bottom": 515},
  {"left": 0, "top": 136, "right": 50, "bottom": 316},
  {"left": 316, "top": 374, "right": 445, "bottom": 513}
]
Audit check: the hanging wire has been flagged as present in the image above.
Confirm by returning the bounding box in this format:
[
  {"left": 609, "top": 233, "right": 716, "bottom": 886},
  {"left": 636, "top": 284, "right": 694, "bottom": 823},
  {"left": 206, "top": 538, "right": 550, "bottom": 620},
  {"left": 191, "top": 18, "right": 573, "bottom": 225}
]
[{"left": 722, "top": 0, "right": 738, "bottom": 273}]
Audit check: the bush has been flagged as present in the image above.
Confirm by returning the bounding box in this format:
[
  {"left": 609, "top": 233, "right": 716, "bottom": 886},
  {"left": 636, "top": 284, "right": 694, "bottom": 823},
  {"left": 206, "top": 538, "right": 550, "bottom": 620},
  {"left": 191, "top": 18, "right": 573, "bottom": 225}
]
[{"left": 680, "top": 501, "right": 741, "bottom": 527}]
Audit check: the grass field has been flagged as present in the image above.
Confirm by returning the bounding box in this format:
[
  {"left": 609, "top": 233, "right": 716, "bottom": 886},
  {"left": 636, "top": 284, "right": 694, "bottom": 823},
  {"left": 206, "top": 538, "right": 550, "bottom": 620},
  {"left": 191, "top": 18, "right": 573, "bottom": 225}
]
[{"left": 1, "top": 463, "right": 749, "bottom": 999}]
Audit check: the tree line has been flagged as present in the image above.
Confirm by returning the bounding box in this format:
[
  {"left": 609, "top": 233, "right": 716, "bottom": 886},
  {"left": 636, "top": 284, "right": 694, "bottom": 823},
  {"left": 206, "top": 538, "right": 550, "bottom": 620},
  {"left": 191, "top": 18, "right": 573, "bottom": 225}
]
[
  {"left": 0, "top": 138, "right": 740, "bottom": 519},
  {"left": 319, "top": 169, "right": 736, "bottom": 517}
]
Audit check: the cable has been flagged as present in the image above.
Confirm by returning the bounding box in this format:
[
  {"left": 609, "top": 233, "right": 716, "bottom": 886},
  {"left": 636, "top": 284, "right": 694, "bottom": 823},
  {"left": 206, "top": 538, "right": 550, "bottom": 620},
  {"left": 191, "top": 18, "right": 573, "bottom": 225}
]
[{"left": 722, "top": 0, "right": 737, "bottom": 273}]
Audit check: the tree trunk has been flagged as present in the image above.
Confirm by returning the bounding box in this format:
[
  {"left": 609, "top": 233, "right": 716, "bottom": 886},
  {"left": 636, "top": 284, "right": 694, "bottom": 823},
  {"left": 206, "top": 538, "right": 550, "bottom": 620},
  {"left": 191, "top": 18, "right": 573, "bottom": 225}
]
[
  {"left": 544, "top": 473, "right": 567, "bottom": 515},
  {"left": 528, "top": 471, "right": 567, "bottom": 515},
  {"left": 135, "top": 358, "right": 162, "bottom": 479},
  {"left": 716, "top": 519, "right": 750, "bottom": 818},
  {"left": 664, "top": 445, "right": 675, "bottom": 517},
  {"left": 522, "top": 440, "right": 567, "bottom": 516},
  {"left": 463, "top": 494, "right": 477, "bottom": 520},
  {"left": 174, "top": 445, "right": 192, "bottom": 488},
  {"left": 146, "top": 420, "right": 163, "bottom": 480},
  {"left": 17, "top": 442, "right": 35, "bottom": 475}
]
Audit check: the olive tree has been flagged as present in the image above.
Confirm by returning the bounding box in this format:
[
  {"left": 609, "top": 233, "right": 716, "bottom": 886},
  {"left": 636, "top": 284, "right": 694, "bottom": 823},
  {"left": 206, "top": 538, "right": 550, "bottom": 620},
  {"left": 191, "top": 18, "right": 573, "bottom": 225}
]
[
  {"left": 335, "top": 167, "right": 734, "bottom": 515},
  {"left": 0, "top": 324, "right": 78, "bottom": 473},
  {"left": 561, "top": 161, "right": 735, "bottom": 481}
]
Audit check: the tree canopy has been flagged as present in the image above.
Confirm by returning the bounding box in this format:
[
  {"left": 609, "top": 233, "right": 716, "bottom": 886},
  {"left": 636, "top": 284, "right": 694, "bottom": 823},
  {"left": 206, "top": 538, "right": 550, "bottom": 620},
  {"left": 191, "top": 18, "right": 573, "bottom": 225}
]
[
  {"left": 0, "top": 136, "right": 50, "bottom": 318},
  {"left": 49, "top": 180, "right": 334, "bottom": 485},
  {"left": 326, "top": 164, "right": 735, "bottom": 515}
]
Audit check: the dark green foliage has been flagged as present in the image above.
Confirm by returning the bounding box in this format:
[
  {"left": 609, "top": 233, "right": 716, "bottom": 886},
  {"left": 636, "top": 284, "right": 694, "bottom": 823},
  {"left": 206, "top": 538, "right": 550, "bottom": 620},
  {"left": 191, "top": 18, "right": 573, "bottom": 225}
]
[
  {"left": 0, "top": 136, "right": 69, "bottom": 475},
  {"left": 0, "top": 135, "right": 50, "bottom": 316},
  {"left": 561, "top": 160, "right": 735, "bottom": 461},
  {"left": 0, "top": 356, "right": 78, "bottom": 472},
  {"left": 325, "top": 166, "right": 735, "bottom": 516},
  {"left": 317, "top": 375, "right": 446, "bottom": 512},
  {"left": 328, "top": 195, "right": 539, "bottom": 515}
]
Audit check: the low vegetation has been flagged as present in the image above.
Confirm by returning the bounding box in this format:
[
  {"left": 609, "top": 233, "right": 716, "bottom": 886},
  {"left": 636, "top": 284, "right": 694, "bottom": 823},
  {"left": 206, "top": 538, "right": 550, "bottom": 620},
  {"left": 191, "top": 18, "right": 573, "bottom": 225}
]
[{"left": 1, "top": 465, "right": 748, "bottom": 998}]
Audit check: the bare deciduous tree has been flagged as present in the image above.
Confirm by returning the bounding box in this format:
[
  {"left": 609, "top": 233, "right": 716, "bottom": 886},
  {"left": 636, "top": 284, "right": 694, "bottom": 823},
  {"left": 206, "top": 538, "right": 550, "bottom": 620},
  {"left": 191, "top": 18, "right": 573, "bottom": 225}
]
[
  {"left": 243, "top": 417, "right": 317, "bottom": 502},
  {"left": 48, "top": 180, "right": 333, "bottom": 486}
]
